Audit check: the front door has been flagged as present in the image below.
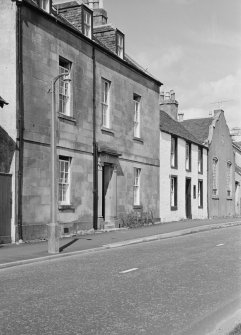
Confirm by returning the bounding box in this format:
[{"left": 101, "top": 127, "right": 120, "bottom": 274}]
[
  {"left": 235, "top": 182, "right": 240, "bottom": 216},
  {"left": 185, "top": 178, "right": 192, "bottom": 219},
  {"left": 102, "top": 164, "right": 116, "bottom": 222},
  {"left": 0, "top": 173, "right": 12, "bottom": 243}
]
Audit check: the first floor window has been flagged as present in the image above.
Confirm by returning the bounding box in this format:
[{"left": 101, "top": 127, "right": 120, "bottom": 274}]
[
  {"left": 185, "top": 142, "right": 191, "bottom": 171},
  {"left": 59, "top": 58, "right": 71, "bottom": 116},
  {"left": 227, "top": 161, "right": 232, "bottom": 197},
  {"left": 171, "top": 136, "right": 177, "bottom": 168},
  {"left": 58, "top": 156, "right": 71, "bottom": 204},
  {"left": 198, "top": 147, "right": 203, "bottom": 174},
  {"left": 133, "top": 94, "right": 141, "bottom": 138},
  {"left": 171, "top": 176, "right": 177, "bottom": 209},
  {"left": 133, "top": 168, "right": 141, "bottom": 206},
  {"left": 101, "top": 78, "right": 111, "bottom": 128},
  {"left": 212, "top": 157, "right": 218, "bottom": 196},
  {"left": 198, "top": 180, "right": 203, "bottom": 208}
]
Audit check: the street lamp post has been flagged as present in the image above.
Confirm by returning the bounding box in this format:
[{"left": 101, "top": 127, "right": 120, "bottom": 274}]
[{"left": 48, "top": 72, "right": 70, "bottom": 254}]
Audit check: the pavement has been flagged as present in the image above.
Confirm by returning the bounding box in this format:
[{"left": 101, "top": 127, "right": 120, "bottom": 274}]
[{"left": 0, "top": 216, "right": 241, "bottom": 270}]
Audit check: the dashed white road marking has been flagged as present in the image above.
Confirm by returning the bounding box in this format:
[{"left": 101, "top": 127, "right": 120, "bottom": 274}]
[
  {"left": 119, "top": 268, "right": 138, "bottom": 274},
  {"left": 216, "top": 243, "right": 224, "bottom": 247}
]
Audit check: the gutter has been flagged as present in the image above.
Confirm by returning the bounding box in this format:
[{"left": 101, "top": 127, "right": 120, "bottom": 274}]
[{"left": 16, "top": 1, "right": 24, "bottom": 241}]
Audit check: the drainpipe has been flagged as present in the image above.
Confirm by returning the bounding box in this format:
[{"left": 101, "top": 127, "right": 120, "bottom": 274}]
[
  {"left": 16, "top": 1, "right": 24, "bottom": 241},
  {"left": 92, "top": 46, "right": 98, "bottom": 230}
]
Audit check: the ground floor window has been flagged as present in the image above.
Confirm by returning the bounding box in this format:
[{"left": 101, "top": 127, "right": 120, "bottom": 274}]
[
  {"left": 133, "top": 168, "right": 141, "bottom": 206},
  {"left": 171, "top": 175, "right": 177, "bottom": 210},
  {"left": 198, "top": 179, "right": 203, "bottom": 208},
  {"left": 58, "top": 156, "right": 71, "bottom": 204}
]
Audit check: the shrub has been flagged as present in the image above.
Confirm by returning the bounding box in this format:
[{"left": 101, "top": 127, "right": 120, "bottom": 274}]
[{"left": 118, "top": 210, "right": 154, "bottom": 228}]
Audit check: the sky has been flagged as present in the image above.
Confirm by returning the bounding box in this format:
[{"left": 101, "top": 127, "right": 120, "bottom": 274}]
[{"left": 54, "top": 0, "right": 241, "bottom": 129}]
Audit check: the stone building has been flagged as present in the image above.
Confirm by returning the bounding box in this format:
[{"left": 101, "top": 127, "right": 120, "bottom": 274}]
[
  {"left": 159, "top": 92, "right": 208, "bottom": 222},
  {"left": 231, "top": 129, "right": 241, "bottom": 216},
  {"left": 182, "top": 110, "right": 235, "bottom": 218},
  {"left": 0, "top": 0, "right": 162, "bottom": 242},
  {"left": 0, "top": 96, "right": 15, "bottom": 243}
]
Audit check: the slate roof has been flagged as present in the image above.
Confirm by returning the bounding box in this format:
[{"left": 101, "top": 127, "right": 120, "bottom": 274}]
[
  {"left": 0, "top": 96, "right": 8, "bottom": 108},
  {"left": 160, "top": 112, "right": 204, "bottom": 146},
  {"left": 181, "top": 118, "right": 213, "bottom": 144}
]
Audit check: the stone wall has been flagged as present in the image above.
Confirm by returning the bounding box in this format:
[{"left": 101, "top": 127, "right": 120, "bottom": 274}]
[{"left": 20, "top": 4, "right": 160, "bottom": 239}]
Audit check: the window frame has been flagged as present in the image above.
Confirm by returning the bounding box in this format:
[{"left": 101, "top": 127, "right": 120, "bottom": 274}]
[
  {"left": 58, "top": 156, "right": 71, "bottom": 205},
  {"left": 37, "top": 0, "right": 50, "bottom": 12},
  {"left": 133, "top": 93, "right": 141, "bottom": 139},
  {"left": 198, "top": 179, "right": 203, "bottom": 208},
  {"left": 212, "top": 157, "right": 219, "bottom": 197},
  {"left": 133, "top": 168, "right": 141, "bottom": 207},
  {"left": 170, "top": 175, "right": 178, "bottom": 210},
  {"left": 185, "top": 141, "right": 191, "bottom": 171},
  {"left": 116, "top": 30, "right": 124, "bottom": 59},
  {"left": 59, "top": 57, "right": 71, "bottom": 117},
  {"left": 101, "top": 78, "right": 111, "bottom": 129},
  {"left": 81, "top": 5, "right": 93, "bottom": 39},
  {"left": 171, "top": 136, "right": 178, "bottom": 169},
  {"left": 227, "top": 161, "right": 232, "bottom": 198},
  {"left": 198, "top": 146, "right": 203, "bottom": 174}
]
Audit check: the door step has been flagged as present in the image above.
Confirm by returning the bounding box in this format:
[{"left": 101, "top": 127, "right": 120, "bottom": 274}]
[{"left": 103, "top": 221, "right": 116, "bottom": 230}]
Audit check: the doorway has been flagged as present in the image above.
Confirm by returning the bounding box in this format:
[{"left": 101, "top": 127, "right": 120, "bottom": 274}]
[
  {"left": 185, "top": 178, "right": 192, "bottom": 219},
  {"left": 0, "top": 173, "right": 12, "bottom": 243},
  {"left": 102, "top": 164, "right": 116, "bottom": 222},
  {"left": 235, "top": 181, "right": 240, "bottom": 216}
]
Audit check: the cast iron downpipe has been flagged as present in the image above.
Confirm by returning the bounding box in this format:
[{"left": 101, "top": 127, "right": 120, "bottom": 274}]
[
  {"left": 92, "top": 46, "right": 98, "bottom": 230},
  {"left": 16, "top": 1, "right": 24, "bottom": 241}
]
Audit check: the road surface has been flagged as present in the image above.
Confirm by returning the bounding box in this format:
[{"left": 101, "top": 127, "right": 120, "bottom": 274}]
[{"left": 0, "top": 226, "right": 241, "bottom": 334}]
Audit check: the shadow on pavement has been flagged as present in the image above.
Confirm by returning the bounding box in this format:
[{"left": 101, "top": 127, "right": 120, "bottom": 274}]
[{"left": 59, "top": 238, "right": 78, "bottom": 253}]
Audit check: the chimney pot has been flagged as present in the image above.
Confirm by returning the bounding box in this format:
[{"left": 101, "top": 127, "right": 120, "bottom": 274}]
[
  {"left": 160, "top": 92, "right": 165, "bottom": 103},
  {"left": 178, "top": 113, "right": 184, "bottom": 122},
  {"left": 170, "top": 90, "right": 175, "bottom": 101}
]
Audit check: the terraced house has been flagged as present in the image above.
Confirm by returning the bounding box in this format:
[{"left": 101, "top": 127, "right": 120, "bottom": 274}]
[
  {"left": 159, "top": 92, "right": 208, "bottom": 222},
  {"left": 0, "top": 0, "right": 162, "bottom": 242},
  {"left": 182, "top": 110, "right": 235, "bottom": 218}
]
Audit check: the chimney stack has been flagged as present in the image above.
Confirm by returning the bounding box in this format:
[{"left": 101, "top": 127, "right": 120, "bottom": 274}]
[
  {"left": 86, "top": 0, "right": 107, "bottom": 25},
  {"left": 160, "top": 90, "right": 179, "bottom": 121}
]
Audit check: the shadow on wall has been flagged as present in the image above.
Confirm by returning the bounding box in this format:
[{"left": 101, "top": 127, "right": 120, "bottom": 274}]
[{"left": 0, "top": 126, "right": 16, "bottom": 173}]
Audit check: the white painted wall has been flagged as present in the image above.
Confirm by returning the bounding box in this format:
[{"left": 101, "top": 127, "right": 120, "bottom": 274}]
[{"left": 159, "top": 131, "right": 208, "bottom": 222}]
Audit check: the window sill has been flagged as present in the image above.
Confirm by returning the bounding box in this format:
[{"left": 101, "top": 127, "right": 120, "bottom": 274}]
[
  {"left": 58, "top": 204, "right": 75, "bottom": 213},
  {"left": 58, "top": 113, "right": 77, "bottom": 124},
  {"left": 212, "top": 195, "right": 219, "bottom": 200},
  {"left": 198, "top": 206, "right": 203, "bottom": 209},
  {"left": 133, "top": 205, "right": 143, "bottom": 210},
  {"left": 171, "top": 166, "right": 178, "bottom": 170},
  {"left": 171, "top": 206, "right": 178, "bottom": 211},
  {"left": 101, "top": 127, "right": 115, "bottom": 136},
  {"left": 186, "top": 169, "right": 191, "bottom": 172},
  {"left": 227, "top": 197, "right": 233, "bottom": 201},
  {"left": 198, "top": 171, "right": 203, "bottom": 175},
  {"left": 133, "top": 137, "right": 144, "bottom": 144}
]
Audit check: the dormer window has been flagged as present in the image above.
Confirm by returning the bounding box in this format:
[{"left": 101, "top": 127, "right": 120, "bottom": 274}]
[
  {"left": 116, "top": 31, "right": 124, "bottom": 58},
  {"left": 82, "top": 6, "right": 93, "bottom": 39},
  {"left": 37, "top": 0, "right": 51, "bottom": 13}
]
